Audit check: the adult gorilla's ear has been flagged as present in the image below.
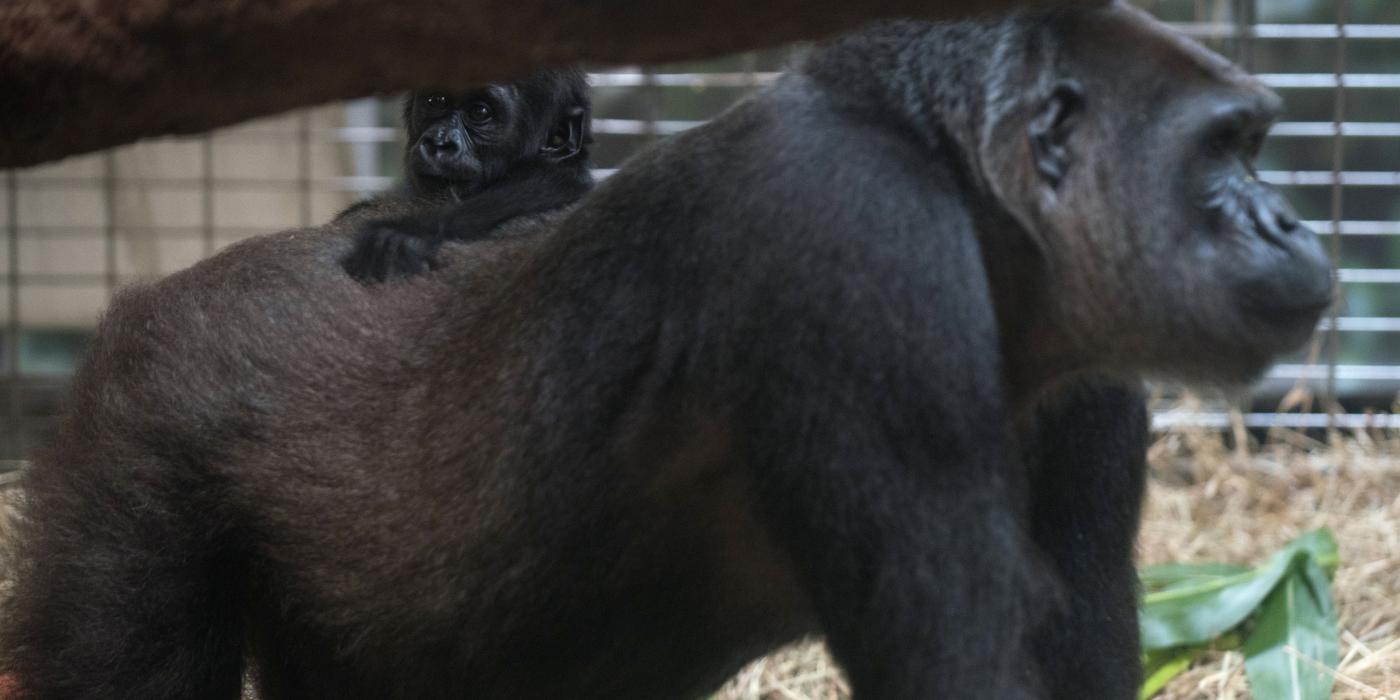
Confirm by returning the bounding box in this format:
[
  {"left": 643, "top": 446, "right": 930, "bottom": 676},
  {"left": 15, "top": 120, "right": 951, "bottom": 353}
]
[
  {"left": 541, "top": 106, "right": 586, "bottom": 162},
  {"left": 1028, "top": 80, "right": 1085, "bottom": 188}
]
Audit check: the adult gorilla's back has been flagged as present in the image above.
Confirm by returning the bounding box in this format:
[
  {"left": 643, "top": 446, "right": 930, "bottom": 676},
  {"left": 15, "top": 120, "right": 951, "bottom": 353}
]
[{"left": 5, "top": 4, "right": 1331, "bottom": 699}]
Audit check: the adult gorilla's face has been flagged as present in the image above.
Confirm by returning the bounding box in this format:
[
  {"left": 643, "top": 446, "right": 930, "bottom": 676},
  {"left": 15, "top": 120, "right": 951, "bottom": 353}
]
[{"left": 1016, "top": 3, "right": 1333, "bottom": 383}]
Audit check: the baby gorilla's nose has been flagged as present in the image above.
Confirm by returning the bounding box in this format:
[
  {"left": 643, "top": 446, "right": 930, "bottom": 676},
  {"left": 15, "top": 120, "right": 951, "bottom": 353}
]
[{"left": 423, "top": 126, "right": 466, "bottom": 159}]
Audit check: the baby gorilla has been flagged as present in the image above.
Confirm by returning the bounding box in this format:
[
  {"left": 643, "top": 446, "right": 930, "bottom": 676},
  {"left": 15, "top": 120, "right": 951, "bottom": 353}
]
[{"left": 342, "top": 67, "right": 593, "bottom": 282}]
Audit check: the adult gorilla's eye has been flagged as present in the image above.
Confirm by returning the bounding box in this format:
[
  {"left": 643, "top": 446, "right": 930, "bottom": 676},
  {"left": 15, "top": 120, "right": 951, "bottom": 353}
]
[
  {"left": 1204, "top": 108, "right": 1270, "bottom": 164},
  {"left": 466, "top": 101, "right": 494, "bottom": 124},
  {"left": 423, "top": 93, "right": 449, "bottom": 109},
  {"left": 1206, "top": 123, "right": 1244, "bottom": 157}
]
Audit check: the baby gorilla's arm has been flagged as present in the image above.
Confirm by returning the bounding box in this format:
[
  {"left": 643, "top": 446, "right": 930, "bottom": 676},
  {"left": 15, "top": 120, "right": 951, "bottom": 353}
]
[{"left": 344, "top": 163, "right": 592, "bottom": 283}]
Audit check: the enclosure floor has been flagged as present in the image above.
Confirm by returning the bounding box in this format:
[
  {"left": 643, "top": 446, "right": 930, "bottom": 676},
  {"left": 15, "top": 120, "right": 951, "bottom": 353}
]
[{"left": 1, "top": 430, "right": 1396, "bottom": 700}]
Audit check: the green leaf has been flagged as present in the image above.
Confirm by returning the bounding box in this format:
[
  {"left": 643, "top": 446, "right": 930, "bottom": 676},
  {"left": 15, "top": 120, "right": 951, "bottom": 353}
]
[
  {"left": 1139, "top": 649, "right": 1195, "bottom": 699},
  {"left": 1139, "top": 529, "right": 1339, "bottom": 651},
  {"left": 1242, "top": 557, "right": 1339, "bottom": 700},
  {"left": 1140, "top": 562, "right": 1251, "bottom": 593}
]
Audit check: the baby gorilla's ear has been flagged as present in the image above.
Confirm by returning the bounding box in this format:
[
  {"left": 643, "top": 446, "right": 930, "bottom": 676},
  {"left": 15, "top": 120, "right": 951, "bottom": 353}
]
[{"left": 541, "top": 106, "right": 586, "bottom": 162}]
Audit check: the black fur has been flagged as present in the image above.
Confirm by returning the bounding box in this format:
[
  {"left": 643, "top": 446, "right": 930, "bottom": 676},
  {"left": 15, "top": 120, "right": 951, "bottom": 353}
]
[
  {"left": 1022, "top": 381, "right": 1151, "bottom": 698},
  {"left": 344, "top": 162, "right": 593, "bottom": 283},
  {"left": 341, "top": 67, "right": 593, "bottom": 283},
  {"left": 3, "top": 4, "right": 1331, "bottom": 699}
]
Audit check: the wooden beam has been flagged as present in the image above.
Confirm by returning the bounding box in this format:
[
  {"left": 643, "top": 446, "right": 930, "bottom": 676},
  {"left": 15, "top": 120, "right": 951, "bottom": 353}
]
[{"left": 0, "top": 0, "right": 1103, "bottom": 167}]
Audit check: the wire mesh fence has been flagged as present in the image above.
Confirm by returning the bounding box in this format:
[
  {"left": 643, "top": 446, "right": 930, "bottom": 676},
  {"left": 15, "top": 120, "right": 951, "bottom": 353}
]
[{"left": 1, "top": 0, "right": 1397, "bottom": 459}]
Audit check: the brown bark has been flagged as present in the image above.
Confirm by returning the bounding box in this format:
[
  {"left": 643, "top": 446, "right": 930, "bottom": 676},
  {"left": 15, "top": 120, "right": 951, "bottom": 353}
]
[{"left": 0, "top": 0, "right": 1102, "bottom": 167}]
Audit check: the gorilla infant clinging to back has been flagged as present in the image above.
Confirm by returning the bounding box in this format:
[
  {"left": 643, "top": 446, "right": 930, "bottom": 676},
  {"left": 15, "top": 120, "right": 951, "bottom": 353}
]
[
  {"left": 5, "top": 3, "right": 1331, "bottom": 699},
  {"left": 341, "top": 67, "right": 593, "bottom": 283}
]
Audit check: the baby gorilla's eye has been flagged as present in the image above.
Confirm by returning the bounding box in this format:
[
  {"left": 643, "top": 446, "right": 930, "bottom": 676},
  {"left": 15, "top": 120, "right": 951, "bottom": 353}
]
[
  {"left": 423, "top": 93, "right": 449, "bottom": 109},
  {"left": 465, "top": 101, "right": 494, "bottom": 124}
]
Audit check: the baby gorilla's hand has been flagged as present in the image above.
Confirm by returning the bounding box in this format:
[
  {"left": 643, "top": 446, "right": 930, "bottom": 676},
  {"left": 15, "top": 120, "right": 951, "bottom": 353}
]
[
  {"left": 343, "top": 219, "right": 445, "bottom": 284},
  {"left": 343, "top": 161, "right": 593, "bottom": 285}
]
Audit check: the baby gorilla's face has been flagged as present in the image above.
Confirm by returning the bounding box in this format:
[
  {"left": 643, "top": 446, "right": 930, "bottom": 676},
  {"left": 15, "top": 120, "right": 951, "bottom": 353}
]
[
  {"left": 403, "top": 87, "right": 509, "bottom": 199},
  {"left": 401, "top": 72, "right": 590, "bottom": 203}
]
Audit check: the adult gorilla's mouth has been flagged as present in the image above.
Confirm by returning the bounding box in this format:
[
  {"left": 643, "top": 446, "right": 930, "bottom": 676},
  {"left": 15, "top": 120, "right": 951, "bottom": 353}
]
[{"left": 1236, "top": 273, "right": 1334, "bottom": 335}]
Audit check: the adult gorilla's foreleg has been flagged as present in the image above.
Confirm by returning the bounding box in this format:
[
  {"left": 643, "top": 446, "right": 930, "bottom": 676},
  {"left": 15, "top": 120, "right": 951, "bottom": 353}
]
[
  {"left": 1023, "top": 381, "right": 1150, "bottom": 699},
  {"left": 750, "top": 432, "right": 1045, "bottom": 698},
  {"left": 715, "top": 171, "right": 1050, "bottom": 697}
]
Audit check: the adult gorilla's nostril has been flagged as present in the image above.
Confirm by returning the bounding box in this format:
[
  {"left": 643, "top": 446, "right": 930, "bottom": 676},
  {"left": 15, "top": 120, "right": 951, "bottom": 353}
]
[
  {"left": 1258, "top": 184, "right": 1303, "bottom": 236},
  {"left": 1247, "top": 185, "right": 1306, "bottom": 246}
]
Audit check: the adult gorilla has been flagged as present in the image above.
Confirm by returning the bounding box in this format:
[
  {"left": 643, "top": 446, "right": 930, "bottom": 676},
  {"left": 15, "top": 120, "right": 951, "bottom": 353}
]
[{"left": 4, "top": 3, "right": 1331, "bottom": 699}]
